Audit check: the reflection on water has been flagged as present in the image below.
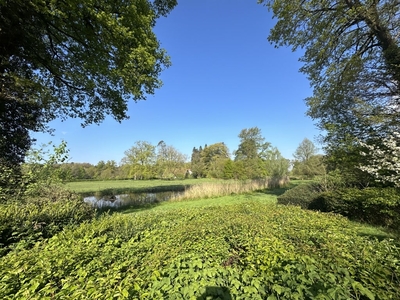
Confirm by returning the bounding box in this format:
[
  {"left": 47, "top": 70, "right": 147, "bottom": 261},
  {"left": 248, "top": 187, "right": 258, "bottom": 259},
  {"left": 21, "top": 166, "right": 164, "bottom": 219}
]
[{"left": 84, "top": 191, "right": 180, "bottom": 208}]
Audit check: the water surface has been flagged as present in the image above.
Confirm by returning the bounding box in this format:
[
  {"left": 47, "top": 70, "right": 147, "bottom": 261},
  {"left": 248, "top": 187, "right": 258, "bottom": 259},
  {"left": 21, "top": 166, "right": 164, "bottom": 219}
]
[{"left": 84, "top": 191, "right": 180, "bottom": 208}]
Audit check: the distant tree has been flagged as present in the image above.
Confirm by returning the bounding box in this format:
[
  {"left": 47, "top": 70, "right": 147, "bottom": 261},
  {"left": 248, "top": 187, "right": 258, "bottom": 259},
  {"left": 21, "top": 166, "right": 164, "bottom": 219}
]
[
  {"left": 293, "top": 138, "right": 318, "bottom": 163},
  {"left": 156, "top": 141, "right": 187, "bottom": 179},
  {"left": 121, "top": 141, "right": 156, "bottom": 180},
  {"left": 201, "top": 142, "right": 230, "bottom": 178},
  {"left": 98, "top": 160, "right": 118, "bottom": 180},
  {"left": 235, "top": 127, "right": 270, "bottom": 161},
  {"left": 191, "top": 146, "right": 205, "bottom": 178},
  {"left": 222, "top": 160, "right": 235, "bottom": 179},
  {"left": 234, "top": 127, "right": 271, "bottom": 178},
  {"left": 292, "top": 154, "right": 325, "bottom": 179},
  {"left": 264, "top": 147, "right": 290, "bottom": 177},
  {"left": 292, "top": 138, "right": 325, "bottom": 179}
]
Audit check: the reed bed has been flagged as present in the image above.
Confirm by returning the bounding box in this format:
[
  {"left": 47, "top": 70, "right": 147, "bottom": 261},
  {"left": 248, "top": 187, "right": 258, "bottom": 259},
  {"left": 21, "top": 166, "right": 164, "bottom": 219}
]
[{"left": 171, "top": 177, "right": 289, "bottom": 202}]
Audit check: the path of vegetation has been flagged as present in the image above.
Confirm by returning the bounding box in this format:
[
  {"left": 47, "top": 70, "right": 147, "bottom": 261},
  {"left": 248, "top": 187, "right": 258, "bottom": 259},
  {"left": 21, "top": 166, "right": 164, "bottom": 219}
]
[{"left": 1, "top": 189, "right": 399, "bottom": 299}]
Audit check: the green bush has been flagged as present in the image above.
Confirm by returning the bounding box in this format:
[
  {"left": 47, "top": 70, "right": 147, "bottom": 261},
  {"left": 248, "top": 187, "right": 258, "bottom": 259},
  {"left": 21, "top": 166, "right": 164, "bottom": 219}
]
[
  {"left": 0, "top": 202, "right": 399, "bottom": 299},
  {"left": 277, "top": 183, "right": 322, "bottom": 208},
  {"left": 310, "top": 187, "right": 400, "bottom": 229},
  {"left": 0, "top": 185, "right": 96, "bottom": 255}
]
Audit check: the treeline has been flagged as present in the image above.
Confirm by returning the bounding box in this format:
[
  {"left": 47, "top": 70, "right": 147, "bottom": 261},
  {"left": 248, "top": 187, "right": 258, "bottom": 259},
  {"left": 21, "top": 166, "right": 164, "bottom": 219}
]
[
  {"left": 48, "top": 127, "right": 327, "bottom": 181},
  {"left": 53, "top": 161, "right": 125, "bottom": 181},
  {"left": 45, "top": 127, "right": 327, "bottom": 182},
  {"left": 190, "top": 127, "right": 290, "bottom": 180}
]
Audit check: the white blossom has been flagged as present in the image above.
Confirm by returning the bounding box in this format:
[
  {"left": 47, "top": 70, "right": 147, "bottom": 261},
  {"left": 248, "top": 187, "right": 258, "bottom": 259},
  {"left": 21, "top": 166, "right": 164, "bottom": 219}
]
[{"left": 358, "top": 133, "right": 400, "bottom": 187}]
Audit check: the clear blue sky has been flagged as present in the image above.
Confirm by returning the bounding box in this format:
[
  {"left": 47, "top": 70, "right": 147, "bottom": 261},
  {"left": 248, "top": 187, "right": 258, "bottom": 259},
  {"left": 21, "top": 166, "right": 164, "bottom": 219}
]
[{"left": 32, "top": 0, "right": 321, "bottom": 165}]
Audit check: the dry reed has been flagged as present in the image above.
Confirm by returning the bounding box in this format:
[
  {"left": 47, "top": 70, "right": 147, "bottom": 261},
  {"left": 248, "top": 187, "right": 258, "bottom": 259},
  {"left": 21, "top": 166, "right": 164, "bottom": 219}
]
[{"left": 171, "top": 177, "right": 289, "bottom": 202}]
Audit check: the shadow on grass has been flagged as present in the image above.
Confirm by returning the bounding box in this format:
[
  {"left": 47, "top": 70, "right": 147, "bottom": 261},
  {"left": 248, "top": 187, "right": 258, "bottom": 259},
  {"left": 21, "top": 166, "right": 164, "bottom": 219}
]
[
  {"left": 96, "top": 201, "right": 161, "bottom": 215},
  {"left": 357, "top": 231, "right": 396, "bottom": 241},
  {"left": 356, "top": 225, "right": 400, "bottom": 242},
  {"left": 262, "top": 181, "right": 304, "bottom": 197},
  {"left": 197, "top": 286, "right": 232, "bottom": 300},
  {"left": 80, "top": 184, "right": 191, "bottom": 198}
]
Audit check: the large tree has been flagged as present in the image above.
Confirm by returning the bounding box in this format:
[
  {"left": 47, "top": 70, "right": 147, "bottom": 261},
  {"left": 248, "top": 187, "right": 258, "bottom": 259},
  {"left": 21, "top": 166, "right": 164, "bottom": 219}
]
[
  {"left": 0, "top": 0, "right": 177, "bottom": 164},
  {"left": 261, "top": 0, "right": 400, "bottom": 174}
]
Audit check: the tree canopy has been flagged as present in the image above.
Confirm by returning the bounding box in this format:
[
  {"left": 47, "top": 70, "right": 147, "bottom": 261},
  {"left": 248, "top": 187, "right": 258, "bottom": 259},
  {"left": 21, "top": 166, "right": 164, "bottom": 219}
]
[
  {"left": 0, "top": 0, "right": 177, "bottom": 163},
  {"left": 261, "top": 0, "right": 400, "bottom": 183},
  {"left": 293, "top": 138, "right": 318, "bottom": 163},
  {"left": 262, "top": 0, "right": 400, "bottom": 136}
]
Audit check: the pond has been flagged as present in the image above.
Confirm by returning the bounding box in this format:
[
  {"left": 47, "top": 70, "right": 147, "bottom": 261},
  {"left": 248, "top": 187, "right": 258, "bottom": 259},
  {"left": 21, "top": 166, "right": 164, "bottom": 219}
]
[{"left": 83, "top": 191, "right": 181, "bottom": 208}]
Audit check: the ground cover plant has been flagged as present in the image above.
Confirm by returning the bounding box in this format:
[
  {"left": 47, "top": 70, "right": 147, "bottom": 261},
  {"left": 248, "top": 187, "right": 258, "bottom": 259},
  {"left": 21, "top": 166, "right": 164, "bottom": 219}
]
[
  {"left": 1, "top": 193, "right": 398, "bottom": 299},
  {"left": 0, "top": 186, "right": 96, "bottom": 256}
]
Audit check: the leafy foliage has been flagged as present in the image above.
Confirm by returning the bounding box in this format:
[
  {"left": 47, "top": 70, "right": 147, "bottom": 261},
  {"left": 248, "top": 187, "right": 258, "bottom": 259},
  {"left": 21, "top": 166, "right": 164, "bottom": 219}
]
[
  {"left": 0, "top": 187, "right": 96, "bottom": 256},
  {"left": 0, "top": 0, "right": 177, "bottom": 163},
  {"left": 277, "top": 183, "right": 322, "bottom": 209},
  {"left": 261, "top": 0, "right": 400, "bottom": 186},
  {"left": 292, "top": 138, "right": 325, "bottom": 179},
  {"left": 310, "top": 187, "right": 400, "bottom": 230},
  {"left": 358, "top": 132, "right": 400, "bottom": 187},
  {"left": 0, "top": 200, "right": 398, "bottom": 299},
  {"left": 121, "top": 140, "right": 188, "bottom": 180},
  {"left": 156, "top": 141, "right": 188, "bottom": 179},
  {"left": 262, "top": 0, "right": 400, "bottom": 134},
  {"left": 22, "top": 141, "right": 70, "bottom": 196},
  {"left": 0, "top": 97, "right": 45, "bottom": 167}
]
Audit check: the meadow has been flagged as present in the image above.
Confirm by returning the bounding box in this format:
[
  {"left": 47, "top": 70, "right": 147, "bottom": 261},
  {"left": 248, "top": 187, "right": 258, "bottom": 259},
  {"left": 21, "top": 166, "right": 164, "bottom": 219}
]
[
  {"left": 66, "top": 178, "right": 291, "bottom": 199},
  {"left": 66, "top": 178, "right": 217, "bottom": 196},
  {"left": 1, "top": 180, "right": 399, "bottom": 299}
]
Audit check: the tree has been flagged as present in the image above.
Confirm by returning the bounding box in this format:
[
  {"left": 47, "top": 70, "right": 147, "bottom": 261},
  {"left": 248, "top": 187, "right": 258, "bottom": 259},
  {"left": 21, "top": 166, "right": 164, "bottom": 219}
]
[
  {"left": 358, "top": 132, "right": 400, "bottom": 187},
  {"left": 293, "top": 138, "right": 318, "bottom": 163},
  {"left": 264, "top": 147, "right": 290, "bottom": 177},
  {"left": 121, "top": 141, "right": 156, "bottom": 180},
  {"left": 156, "top": 141, "right": 187, "bottom": 179},
  {"left": 235, "top": 127, "right": 270, "bottom": 161},
  {"left": 0, "top": 0, "right": 177, "bottom": 164},
  {"left": 292, "top": 139, "right": 325, "bottom": 179},
  {"left": 201, "top": 142, "right": 230, "bottom": 178},
  {"left": 21, "top": 141, "right": 70, "bottom": 197},
  {"left": 234, "top": 127, "right": 271, "bottom": 178},
  {"left": 191, "top": 146, "right": 205, "bottom": 178},
  {"left": 261, "top": 0, "right": 400, "bottom": 176}
]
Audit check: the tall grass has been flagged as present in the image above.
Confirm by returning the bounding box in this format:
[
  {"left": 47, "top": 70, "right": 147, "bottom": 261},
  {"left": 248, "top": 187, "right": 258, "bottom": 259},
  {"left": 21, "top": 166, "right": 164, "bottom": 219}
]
[{"left": 171, "top": 177, "right": 289, "bottom": 201}]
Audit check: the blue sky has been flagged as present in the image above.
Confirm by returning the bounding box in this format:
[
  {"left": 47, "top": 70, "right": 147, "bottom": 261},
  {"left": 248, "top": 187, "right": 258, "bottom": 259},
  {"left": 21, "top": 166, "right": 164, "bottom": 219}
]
[{"left": 32, "top": 0, "right": 321, "bottom": 165}]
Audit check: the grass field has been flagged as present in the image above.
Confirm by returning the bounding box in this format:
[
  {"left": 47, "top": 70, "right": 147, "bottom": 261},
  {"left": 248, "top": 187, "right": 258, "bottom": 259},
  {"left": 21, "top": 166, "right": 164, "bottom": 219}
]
[
  {"left": 65, "top": 178, "right": 295, "bottom": 198},
  {"left": 66, "top": 178, "right": 218, "bottom": 196}
]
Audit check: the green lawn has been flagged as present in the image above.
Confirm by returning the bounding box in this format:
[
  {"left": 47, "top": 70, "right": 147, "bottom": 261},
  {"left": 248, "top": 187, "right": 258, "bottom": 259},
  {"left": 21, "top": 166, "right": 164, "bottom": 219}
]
[{"left": 66, "top": 178, "right": 218, "bottom": 196}]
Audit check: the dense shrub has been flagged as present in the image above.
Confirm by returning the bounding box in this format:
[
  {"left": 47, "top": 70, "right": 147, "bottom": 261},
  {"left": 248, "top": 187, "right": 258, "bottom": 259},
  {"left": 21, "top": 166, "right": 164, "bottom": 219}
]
[
  {"left": 0, "top": 201, "right": 398, "bottom": 299},
  {"left": 0, "top": 185, "right": 96, "bottom": 255},
  {"left": 310, "top": 187, "right": 400, "bottom": 229},
  {"left": 277, "top": 183, "right": 322, "bottom": 208}
]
